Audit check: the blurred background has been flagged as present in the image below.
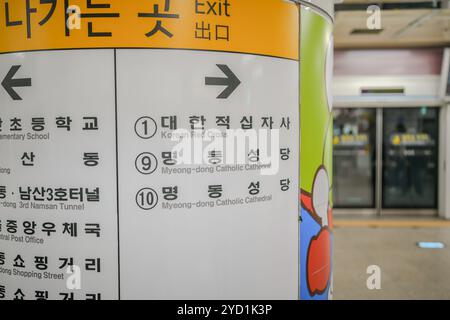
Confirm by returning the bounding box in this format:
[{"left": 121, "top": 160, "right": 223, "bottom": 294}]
[{"left": 331, "top": 0, "right": 450, "bottom": 299}]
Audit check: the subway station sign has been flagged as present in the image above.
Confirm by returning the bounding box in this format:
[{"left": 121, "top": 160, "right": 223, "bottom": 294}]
[
  {"left": 0, "top": 0, "right": 333, "bottom": 300},
  {"left": 0, "top": 0, "right": 298, "bottom": 59}
]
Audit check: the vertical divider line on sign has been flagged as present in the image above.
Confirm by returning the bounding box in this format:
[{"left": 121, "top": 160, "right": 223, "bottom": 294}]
[{"left": 114, "top": 48, "right": 121, "bottom": 300}]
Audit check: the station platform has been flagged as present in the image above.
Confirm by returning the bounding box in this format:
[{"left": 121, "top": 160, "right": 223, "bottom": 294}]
[{"left": 334, "top": 217, "right": 450, "bottom": 300}]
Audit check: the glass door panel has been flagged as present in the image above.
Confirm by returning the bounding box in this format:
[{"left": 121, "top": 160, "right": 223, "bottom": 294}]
[
  {"left": 382, "top": 107, "right": 439, "bottom": 209},
  {"left": 333, "top": 108, "right": 377, "bottom": 208}
]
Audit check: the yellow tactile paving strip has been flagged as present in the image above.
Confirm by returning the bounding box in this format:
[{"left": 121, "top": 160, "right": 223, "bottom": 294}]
[{"left": 334, "top": 219, "right": 450, "bottom": 228}]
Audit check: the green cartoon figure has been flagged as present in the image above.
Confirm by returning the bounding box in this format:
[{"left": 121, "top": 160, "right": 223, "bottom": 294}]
[{"left": 300, "top": 8, "right": 334, "bottom": 300}]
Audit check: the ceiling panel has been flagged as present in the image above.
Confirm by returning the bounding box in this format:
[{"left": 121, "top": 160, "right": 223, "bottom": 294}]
[{"left": 334, "top": 8, "right": 450, "bottom": 48}]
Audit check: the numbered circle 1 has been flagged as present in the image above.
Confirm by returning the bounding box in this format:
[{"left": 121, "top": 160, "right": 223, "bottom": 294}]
[
  {"left": 135, "top": 152, "right": 158, "bottom": 175},
  {"left": 136, "top": 188, "right": 158, "bottom": 210},
  {"left": 135, "top": 117, "right": 157, "bottom": 139}
]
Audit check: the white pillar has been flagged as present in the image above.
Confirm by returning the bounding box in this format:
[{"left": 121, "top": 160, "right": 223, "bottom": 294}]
[
  {"left": 439, "top": 104, "right": 450, "bottom": 219},
  {"left": 439, "top": 49, "right": 450, "bottom": 220}
]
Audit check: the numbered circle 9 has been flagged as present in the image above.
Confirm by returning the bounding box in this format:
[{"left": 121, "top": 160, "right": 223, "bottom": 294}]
[
  {"left": 136, "top": 188, "right": 158, "bottom": 210},
  {"left": 135, "top": 152, "right": 158, "bottom": 175},
  {"left": 135, "top": 116, "right": 157, "bottom": 139}
]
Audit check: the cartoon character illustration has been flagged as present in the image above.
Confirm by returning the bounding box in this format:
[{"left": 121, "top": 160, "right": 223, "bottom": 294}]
[
  {"left": 300, "top": 8, "right": 334, "bottom": 300},
  {"left": 300, "top": 167, "right": 333, "bottom": 298}
]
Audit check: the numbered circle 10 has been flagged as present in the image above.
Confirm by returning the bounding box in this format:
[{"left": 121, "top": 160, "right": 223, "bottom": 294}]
[{"left": 136, "top": 188, "right": 159, "bottom": 210}]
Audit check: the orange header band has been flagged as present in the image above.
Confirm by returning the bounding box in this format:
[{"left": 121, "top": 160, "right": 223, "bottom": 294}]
[{"left": 0, "top": 0, "right": 299, "bottom": 60}]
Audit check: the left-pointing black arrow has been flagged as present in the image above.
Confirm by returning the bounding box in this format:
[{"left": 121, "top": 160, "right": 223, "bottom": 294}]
[{"left": 1, "top": 65, "right": 32, "bottom": 101}]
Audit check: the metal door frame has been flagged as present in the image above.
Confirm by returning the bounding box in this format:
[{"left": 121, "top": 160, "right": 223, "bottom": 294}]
[{"left": 334, "top": 101, "right": 442, "bottom": 217}]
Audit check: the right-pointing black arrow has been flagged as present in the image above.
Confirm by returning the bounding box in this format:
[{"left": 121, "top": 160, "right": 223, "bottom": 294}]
[
  {"left": 1, "top": 65, "right": 32, "bottom": 101},
  {"left": 205, "top": 64, "right": 241, "bottom": 99}
]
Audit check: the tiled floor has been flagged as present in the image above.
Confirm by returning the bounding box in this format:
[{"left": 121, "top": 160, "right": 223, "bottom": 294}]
[{"left": 333, "top": 219, "right": 450, "bottom": 300}]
